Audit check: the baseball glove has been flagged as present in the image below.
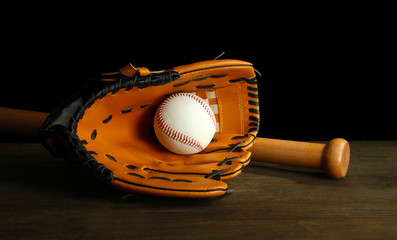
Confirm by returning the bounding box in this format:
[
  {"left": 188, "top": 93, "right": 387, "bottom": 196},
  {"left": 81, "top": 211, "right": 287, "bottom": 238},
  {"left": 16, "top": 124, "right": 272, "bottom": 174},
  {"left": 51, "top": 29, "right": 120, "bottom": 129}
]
[{"left": 40, "top": 59, "right": 260, "bottom": 198}]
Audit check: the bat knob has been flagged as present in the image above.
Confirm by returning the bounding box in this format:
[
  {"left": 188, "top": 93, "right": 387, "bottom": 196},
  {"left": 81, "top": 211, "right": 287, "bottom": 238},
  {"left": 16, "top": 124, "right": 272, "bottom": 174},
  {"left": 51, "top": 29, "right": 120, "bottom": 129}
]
[{"left": 322, "top": 138, "right": 350, "bottom": 179}]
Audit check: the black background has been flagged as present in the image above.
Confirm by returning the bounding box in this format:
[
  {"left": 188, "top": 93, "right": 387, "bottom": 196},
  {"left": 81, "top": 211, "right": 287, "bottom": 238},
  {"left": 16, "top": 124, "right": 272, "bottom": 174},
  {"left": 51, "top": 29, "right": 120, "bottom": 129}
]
[{"left": 0, "top": 6, "right": 394, "bottom": 141}]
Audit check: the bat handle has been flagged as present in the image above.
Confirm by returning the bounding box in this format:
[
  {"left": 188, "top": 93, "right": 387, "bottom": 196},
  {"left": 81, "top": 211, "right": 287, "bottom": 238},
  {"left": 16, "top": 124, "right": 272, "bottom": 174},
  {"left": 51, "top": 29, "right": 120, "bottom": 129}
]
[{"left": 251, "top": 137, "right": 350, "bottom": 179}]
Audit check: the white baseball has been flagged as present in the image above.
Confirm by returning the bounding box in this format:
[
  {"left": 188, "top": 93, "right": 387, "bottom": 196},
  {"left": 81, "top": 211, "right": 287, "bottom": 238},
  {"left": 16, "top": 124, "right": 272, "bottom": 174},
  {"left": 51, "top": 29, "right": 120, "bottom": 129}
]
[{"left": 154, "top": 92, "right": 216, "bottom": 155}]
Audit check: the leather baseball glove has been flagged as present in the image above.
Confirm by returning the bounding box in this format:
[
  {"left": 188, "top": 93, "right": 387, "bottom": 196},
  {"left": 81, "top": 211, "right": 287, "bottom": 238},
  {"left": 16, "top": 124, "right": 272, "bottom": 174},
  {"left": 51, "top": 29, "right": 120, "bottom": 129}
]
[{"left": 40, "top": 59, "right": 260, "bottom": 198}]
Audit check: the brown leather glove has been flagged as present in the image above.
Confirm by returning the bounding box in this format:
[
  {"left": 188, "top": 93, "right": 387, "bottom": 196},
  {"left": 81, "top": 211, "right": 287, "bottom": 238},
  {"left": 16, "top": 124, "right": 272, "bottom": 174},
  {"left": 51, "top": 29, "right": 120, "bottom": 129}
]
[{"left": 40, "top": 59, "right": 260, "bottom": 198}]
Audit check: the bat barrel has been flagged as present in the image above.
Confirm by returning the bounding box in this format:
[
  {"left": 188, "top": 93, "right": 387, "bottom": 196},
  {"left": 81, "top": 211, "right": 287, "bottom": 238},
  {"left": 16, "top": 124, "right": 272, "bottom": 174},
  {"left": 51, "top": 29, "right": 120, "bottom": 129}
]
[
  {"left": 251, "top": 137, "right": 350, "bottom": 179},
  {"left": 0, "top": 107, "right": 48, "bottom": 137}
]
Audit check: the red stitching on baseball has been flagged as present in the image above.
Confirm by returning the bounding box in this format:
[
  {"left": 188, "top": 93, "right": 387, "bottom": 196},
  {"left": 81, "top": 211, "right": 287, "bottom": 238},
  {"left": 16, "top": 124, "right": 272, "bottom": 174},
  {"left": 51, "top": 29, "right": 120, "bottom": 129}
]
[{"left": 156, "top": 93, "right": 216, "bottom": 152}]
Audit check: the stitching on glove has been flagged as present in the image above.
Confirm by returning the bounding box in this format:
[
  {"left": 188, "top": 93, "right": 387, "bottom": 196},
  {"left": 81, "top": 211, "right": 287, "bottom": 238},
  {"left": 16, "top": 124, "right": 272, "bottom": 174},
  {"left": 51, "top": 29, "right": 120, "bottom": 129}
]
[
  {"left": 140, "top": 102, "right": 151, "bottom": 109},
  {"left": 204, "top": 168, "right": 231, "bottom": 180},
  {"left": 121, "top": 108, "right": 133, "bottom": 114},
  {"left": 196, "top": 84, "right": 215, "bottom": 89},
  {"left": 179, "top": 64, "right": 252, "bottom": 76},
  {"left": 127, "top": 173, "right": 145, "bottom": 179},
  {"left": 217, "top": 156, "right": 242, "bottom": 166},
  {"left": 91, "top": 129, "right": 97, "bottom": 140},
  {"left": 227, "top": 141, "right": 245, "bottom": 153},
  {"left": 147, "top": 177, "right": 193, "bottom": 183},
  {"left": 220, "top": 154, "right": 252, "bottom": 178},
  {"left": 126, "top": 165, "right": 138, "bottom": 170},
  {"left": 102, "top": 115, "right": 113, "bottom": 123},
  {"left": 105, "top": 154, "right": 117, "bottom": 162},
  {"left": 246, "top": 77, "right": 260, "bottom": 133},
  {"left": 113, "top": 177, "right": 227, "bottom": 193},
  {"left": 173, "top": 73, "right": 228, "bottom": 88}
]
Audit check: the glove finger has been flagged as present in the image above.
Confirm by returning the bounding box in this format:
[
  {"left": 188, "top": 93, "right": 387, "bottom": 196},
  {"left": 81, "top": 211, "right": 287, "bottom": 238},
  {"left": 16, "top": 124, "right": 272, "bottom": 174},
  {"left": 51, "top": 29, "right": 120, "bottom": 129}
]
[
  {"left": 146, "top": 151, "right": 251, "bottom": 177},
  {"left": 111, "top": 170, "right": 228, "bottom": 198}
]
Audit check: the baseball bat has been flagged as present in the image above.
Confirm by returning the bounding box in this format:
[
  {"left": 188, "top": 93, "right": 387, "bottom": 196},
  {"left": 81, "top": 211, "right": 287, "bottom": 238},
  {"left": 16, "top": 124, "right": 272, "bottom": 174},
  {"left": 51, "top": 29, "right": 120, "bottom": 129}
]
[{"left": 0, "top": 107, "right": 349, "bottom": 179}]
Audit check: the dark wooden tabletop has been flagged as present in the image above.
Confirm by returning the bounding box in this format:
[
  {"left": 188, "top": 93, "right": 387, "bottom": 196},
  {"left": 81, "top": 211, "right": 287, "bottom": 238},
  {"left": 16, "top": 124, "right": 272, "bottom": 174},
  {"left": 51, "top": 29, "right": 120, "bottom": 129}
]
[{"left": 0, "top": 141, "right": 396, "bottom": 239}]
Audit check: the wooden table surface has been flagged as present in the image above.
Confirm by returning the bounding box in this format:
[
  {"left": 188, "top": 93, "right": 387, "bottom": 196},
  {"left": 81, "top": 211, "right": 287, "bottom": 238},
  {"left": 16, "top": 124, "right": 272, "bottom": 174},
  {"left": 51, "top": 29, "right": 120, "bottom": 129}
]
[{"left": 0, "top": 141, "right": 396, "bottom": 239}]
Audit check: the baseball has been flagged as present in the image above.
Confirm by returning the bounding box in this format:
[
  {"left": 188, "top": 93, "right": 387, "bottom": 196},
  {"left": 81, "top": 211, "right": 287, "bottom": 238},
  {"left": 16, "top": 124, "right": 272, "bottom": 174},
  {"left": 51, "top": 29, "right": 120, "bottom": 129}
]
[{"left": 154, "top": 92, "right": 216, "bottom": 155}]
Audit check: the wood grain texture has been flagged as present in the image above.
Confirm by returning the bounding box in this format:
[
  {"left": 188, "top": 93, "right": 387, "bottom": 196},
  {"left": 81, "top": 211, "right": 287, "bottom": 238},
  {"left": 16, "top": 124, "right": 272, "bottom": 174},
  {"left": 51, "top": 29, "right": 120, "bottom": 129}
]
[{"left": 0, "top": 142, "right": 396, "bottom": 239}]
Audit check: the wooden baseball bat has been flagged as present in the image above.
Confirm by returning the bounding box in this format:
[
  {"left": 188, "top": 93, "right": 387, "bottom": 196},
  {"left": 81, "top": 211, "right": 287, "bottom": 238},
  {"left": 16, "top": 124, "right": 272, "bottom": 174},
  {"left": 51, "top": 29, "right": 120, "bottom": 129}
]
[{"left": 0, "top": 107, "right": 349, "bottom": 179}]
